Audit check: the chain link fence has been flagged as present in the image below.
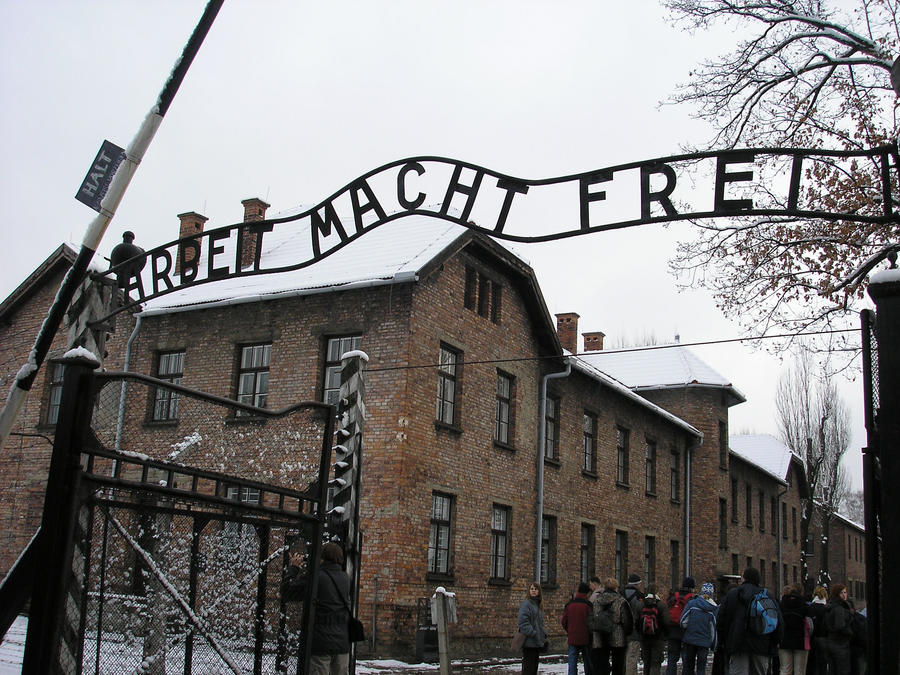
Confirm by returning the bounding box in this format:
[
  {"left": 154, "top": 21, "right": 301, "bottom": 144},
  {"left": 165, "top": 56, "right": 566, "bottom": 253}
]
[{"left": 66, "top": 373, "right": 333, "bottom": 674}]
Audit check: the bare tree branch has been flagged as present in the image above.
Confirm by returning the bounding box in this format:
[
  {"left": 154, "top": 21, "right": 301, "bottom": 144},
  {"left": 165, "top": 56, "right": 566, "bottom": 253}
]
[{"left": 661, "top": 1, "right": 900, "bottom": 361}]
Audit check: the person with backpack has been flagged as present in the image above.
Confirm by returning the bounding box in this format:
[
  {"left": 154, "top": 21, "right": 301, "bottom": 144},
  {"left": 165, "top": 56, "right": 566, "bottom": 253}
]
[
  {"left": 563, "top": 582, "right": 595, "bottom": 675},
  {"left": 665, "top": 576, "right": 696, "bottom": 675},
  {"left": 590, "top": 577, "right": 631, "bottom": 675},
  {"left": 681, "top": 582, "right": 719, "bottom": 675},
  {"left": 717, "top": 567, "right": 783, "bottom": 675},
  {"left": 623, "top": 574, "right": 645, "bottom": 675},
  {"left": 639, "top": 584, "right": 672, "bottom": 675},
  {"left": 778, "top": 583, "right": 811, "bottom": 675},
  {"left": 822, "top": 584, "right": 853, "bottom": 675}
]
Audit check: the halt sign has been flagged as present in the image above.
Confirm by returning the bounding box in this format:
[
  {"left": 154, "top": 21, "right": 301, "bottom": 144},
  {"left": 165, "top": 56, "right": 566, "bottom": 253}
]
[{"left": 75, "top": 140, "right": 126, "bottom": 212}]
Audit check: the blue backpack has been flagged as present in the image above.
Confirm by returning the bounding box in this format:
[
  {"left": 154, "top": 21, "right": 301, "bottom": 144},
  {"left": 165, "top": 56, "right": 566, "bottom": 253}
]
[{"left": 747, "top": 588, "right": 779, "bottom": 635}]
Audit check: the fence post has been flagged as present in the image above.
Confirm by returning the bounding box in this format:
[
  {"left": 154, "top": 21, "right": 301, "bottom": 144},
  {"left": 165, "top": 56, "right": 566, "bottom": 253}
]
[
  {"left": 22, "top": 352, "right": 99, "bottom": 673},
  {"left": 332, "top": 351, "right": 368, "bottom": 607},
  {"left": 431, "top": 587, "right": 457, "bottom": 675},
  {"left": 867, "top": 265, "right": 900, "bottom": 675}
]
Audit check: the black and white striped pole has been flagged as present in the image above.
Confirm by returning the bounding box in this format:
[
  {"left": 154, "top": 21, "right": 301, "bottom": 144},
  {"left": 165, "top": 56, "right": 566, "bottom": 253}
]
[{"left": 0, "top": 0, "right": 224, "bottom": 451}]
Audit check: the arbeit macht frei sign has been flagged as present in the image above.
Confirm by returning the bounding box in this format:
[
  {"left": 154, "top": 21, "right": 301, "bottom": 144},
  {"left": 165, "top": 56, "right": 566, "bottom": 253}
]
[{"left": 101, "top": 146, "right": 899, "bottom": 315}]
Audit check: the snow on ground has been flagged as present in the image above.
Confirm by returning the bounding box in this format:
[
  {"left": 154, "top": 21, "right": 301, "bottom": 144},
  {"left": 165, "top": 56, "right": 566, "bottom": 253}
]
[{"left": 1, "top": 615, "right": 574, "bottom": 674}]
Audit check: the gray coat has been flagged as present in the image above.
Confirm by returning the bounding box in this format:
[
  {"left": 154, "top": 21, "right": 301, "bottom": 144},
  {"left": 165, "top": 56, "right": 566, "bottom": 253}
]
[{"left": 517, "top": 597, "right": 547, "bottom": 649}]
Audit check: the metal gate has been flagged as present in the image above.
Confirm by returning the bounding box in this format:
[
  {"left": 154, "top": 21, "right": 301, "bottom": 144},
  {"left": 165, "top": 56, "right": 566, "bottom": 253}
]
[{"left": 22, "top": 355, "right": 336, "bottom": 674}]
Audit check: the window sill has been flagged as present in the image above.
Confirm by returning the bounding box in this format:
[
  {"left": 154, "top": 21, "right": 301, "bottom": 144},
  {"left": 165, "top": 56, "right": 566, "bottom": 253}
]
[
  {"left": 543, "top": 457, "right": 561, "bottom": 468},
  {"left": 434, "top": 420, "right": 463, "bottom": 435},
  {"left": 670, "top": 498, "right": 682, "bottom": 506},
  {"left": 493, "top": 440, "right": 517, "bottom": 452},
  {"left": 645, "top": 491, "right": 658, "bottom": 499},
  {"left": 426, "top": 572, "right": 455, "bottom": 585},
  {"left": 616, "top": 481, "right": 630, "bottom": 491},
  {"left": 581, "top": 470, "right": 598, "bottom": 480},
  {"left": 488, "top": 578, "right": 512, "bottom": 588}
]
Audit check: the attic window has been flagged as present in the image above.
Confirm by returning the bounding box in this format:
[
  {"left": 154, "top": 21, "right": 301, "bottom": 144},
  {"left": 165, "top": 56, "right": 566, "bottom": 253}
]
[{"left": 463, "top": 265, "right": 502, "bottom": 324}]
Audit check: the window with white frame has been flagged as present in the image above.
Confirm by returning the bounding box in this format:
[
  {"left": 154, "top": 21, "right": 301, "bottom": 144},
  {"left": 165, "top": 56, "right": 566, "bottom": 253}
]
[
  {"left": 323, "top": 335, "right": 361, "bottom": 405},
  {"left": 543, "top": 396, "right": 560, "bottom": 461},
  {"left": 436, "top": 345, "right": 461, "bottom": 427},
  {"left": 540, "top": 516, "right": 557, "bottom": 585},
  {"left": 495, "top": 371, "right": 514, "bottom": 446},
  {"left": 490, "top": 504, "right": 510, "bottom": 581},
  {"left": 644, "top": 536, "right": 656, "bottom": 586},
  {"left": 583, "top": 412, "right": 597, "bottom": 474},
  {"left": 45, "top": 362, "right": 65, "bottom": 425},
  {"left": 670, "top": 447, "right": 681, "bottom": 501},
  {"left": 428, "top": 492, "right": 454, "bottom": 576},
  {"left": 236, "top": 343, "right": 271, "bottom": 415},
  {"left": 152, "top": 351, "right": 185, "bottom": 421},
  {"left": 616, "top": 427, "right": 630, "bottom": 485},
  {"left": 581, "top": 523, "right": 595, "bottom": 582},
  {"left": 615, "top": 530, "right": 628, "bottom": 589},
  {"left": 645, "top": 438, "right": 657, "bottom": 494}
]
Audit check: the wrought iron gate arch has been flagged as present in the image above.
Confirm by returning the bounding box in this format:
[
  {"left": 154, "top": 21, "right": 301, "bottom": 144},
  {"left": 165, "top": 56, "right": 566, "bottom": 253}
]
[{"left": 24, "top": 358, "right": 337, "bottom": 675}]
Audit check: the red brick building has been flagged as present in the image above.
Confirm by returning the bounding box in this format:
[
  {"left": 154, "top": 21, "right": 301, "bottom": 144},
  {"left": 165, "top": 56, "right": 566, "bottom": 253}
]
[
  {"left": 0, "top": 199, "right": 863, "bottom": 656},
  {"left": 807, "top": 507, "right": 867, "bottom": 608},
  {"left": 727, "top": 435, "right": 808, "bottom": 592}
]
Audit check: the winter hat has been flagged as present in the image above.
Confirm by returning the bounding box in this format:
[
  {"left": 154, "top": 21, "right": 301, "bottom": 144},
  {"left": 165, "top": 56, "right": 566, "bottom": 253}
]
[
  {"left": 627, "top": 574, "right": 642, "bottom": 585},
  {"left": 682, "top": 576, "right": 696, "bottom": 589},
  {"left": 701, "top": 582, "right": 715, "bottom": 597}
]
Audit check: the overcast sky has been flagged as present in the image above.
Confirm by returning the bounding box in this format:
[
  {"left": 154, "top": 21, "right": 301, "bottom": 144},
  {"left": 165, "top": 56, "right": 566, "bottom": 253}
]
[{"left": 0, "top": 1, "right": 869, "bottom": 489}]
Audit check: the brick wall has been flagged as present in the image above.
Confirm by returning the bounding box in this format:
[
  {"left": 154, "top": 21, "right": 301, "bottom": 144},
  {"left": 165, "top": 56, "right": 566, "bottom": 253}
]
[
  {"left": 0, "top": 265, "right": 73, "bottom": 576},
  {"left": 0, "top": 235, "right": 862, "bottom": 659}
]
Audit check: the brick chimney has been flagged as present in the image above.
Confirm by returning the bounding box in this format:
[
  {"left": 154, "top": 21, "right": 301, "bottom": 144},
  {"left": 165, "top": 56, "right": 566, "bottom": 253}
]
[
  {"left": 555, "top": 312, "right": 579, "bottom": 353},
  {"left": 176, "top": 211, "right": 208, "bottom": 274},
  {"left": 583, "top": 331, "right": 606, "bottom": 351},
  {"left": 240, "top": 197, "right": 270, "bottom": 269}
]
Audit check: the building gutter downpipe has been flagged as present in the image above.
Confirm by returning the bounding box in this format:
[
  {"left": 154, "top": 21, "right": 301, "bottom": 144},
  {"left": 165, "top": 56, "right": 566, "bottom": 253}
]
[{"left": 536, "top": 359, "right": 571, "bottom": 582}]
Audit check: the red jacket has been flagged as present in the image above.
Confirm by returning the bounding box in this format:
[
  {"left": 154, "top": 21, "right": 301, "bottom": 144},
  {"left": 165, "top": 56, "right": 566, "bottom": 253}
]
[{"left": 562, "top": 592, "right": 593, "bottom": 646}]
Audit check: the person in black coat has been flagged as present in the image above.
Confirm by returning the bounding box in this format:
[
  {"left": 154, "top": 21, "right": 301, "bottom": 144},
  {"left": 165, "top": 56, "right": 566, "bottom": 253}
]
[
  {"left": 823, "top": 584, "right": 853, "bottom": 675},
  {"left": 283, "top": 541, "right": 352, "bottom": 675},
  {"left": 716, "top": 567, "right": 783, "bottom": 675},
  {"left": 805, "top": 586, "right": 828, "bottom": 675},
  {"left": 778, "top": 583, "right": 810, "bottom": 675}
]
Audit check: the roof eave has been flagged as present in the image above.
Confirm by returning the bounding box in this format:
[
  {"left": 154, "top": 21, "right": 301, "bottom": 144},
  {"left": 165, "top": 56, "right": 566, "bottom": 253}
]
[
  {"left": 633, "top": 382, "right": 747, "bottom": 407},
  {"left": 0, "top": 244, "right": 77, "bottom": 321}
]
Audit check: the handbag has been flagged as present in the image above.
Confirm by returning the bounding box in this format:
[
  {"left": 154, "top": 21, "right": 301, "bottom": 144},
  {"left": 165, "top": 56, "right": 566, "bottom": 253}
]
[
  {"left": 511, "top": 629, "right": 526, "bottom": 650},
  {"left": 324, "top": 569, "right": 366, "bottom": 642}
]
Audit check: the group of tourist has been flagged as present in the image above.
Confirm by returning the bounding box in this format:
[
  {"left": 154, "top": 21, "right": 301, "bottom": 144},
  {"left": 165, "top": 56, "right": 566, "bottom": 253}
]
[{"left": 517, "top": 567, "right": 867, "bottom": 675}]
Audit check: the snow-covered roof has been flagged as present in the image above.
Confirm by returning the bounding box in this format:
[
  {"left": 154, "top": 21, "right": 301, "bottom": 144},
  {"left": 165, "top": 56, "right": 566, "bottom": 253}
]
[
  {"left": 729, "top": 433, "right": 799, "bottom": 485},
  {"left": 569, "top": 351, "right": 702, "bottom": 439},
  {"left": 574, "top": 344, "right": 746, "bottom": 405},
  {"left": 140, "top": 212, "right": 473, "bottom": 315}
]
